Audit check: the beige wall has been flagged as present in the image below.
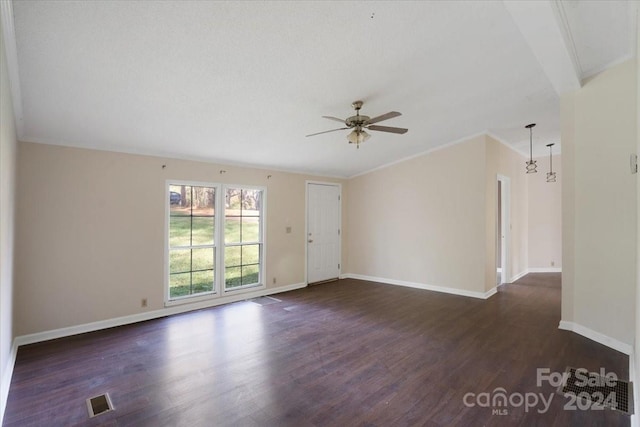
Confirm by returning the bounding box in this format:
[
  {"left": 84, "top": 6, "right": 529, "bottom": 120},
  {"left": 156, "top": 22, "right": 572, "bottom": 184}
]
[
  {"left": 348, "top": 135, "right": 506, "bottom": 295},
  {"left": 528, "top": 155, "right": 562, "bottom": 269},
  {"left": 346, "top": 134, "right": 528, "bottom": 295},
  {"left": 635, "top": 9, "right": 639, "bottom": 423},
  {"left": 16, "top": 132, "right": 531, "bottom": 337},
  {"left": 561, "top": 93, "right": 576, "bottom": 324},
  {"left": 0, "top": 20, "right": 17, "bottom": 418},
  {"left": 484, "top": 136, "right": 528, "bottom": 290},
  {"left": 561, "top": 59, "right": 637, "bottom": 346},
  {"left": 14, "top": 142, "right": 344, "bottom": 335}
]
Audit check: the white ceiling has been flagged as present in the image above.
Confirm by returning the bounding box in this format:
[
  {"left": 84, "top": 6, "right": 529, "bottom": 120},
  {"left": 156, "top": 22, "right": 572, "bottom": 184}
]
[{"left": 5, "top": 0, "right": 636, "bottom": 177}]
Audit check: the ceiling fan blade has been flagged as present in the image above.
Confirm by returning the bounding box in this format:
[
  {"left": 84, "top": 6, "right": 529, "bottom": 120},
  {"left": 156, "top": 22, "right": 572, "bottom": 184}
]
[
  {"left": 306, "top": 127, "right": 349, "bottom": 137},
  {"left": 368, "top": 111, "right": 401, "bottom": 124},
  {"left": 367, "top": 125, "right": 408, "bottom": 134},
  {"left": 322, "top": 116, "right": 346, "bottom": 123}
]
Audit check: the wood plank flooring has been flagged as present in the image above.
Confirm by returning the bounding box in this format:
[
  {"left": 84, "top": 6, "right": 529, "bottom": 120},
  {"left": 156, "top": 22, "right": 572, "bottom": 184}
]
[{"left": 3, "top": 274, "right": 630, "bottom": 426}]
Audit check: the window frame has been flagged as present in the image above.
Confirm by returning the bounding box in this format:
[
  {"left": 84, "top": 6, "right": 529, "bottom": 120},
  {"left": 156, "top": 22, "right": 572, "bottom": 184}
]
[
  {"left": 222, "top": 184, "right": 267, "bottom": 293},
  {"left": 164, "top": 180, "right": 267, "bottom": 306}
]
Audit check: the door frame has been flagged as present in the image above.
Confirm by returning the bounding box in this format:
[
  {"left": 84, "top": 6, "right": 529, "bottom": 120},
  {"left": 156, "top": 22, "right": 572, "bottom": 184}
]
[
  {"left": 497, "top": 174, "right": 511, "bottom": 284},
  {"left": 305, "top": 181, "right": 342, "bottom": 285}
]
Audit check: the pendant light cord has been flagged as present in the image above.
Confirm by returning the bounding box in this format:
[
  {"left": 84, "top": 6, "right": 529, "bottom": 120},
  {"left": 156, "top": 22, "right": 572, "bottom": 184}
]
[{"left": 529, "top": 126, "right": 533, "bottom": 162}]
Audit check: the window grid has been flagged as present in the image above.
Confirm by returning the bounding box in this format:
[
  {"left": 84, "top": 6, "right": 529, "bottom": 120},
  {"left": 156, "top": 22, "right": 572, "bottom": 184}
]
[
  {"left": 169, "top": 185, "right": 216, "bottom": 299},
  {"left": 167, "top": 183, "right": 265, "bottom": 303},
  {"left": 224, "top": 188, "right": 262, "bottom": 289}
]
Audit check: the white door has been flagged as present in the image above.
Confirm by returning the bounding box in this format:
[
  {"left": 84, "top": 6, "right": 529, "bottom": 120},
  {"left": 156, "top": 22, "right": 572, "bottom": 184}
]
[{"left": 307, "top": 183, "right": 341, "bottom": 284}]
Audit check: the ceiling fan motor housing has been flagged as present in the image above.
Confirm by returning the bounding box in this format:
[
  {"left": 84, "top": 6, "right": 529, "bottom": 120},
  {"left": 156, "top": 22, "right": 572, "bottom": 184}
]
[
  {"left": 345, "top": 100, "right": 368, "bottom": 127},
  {"left": 345, "top": 115, "right": 370, "bottom": 128}
]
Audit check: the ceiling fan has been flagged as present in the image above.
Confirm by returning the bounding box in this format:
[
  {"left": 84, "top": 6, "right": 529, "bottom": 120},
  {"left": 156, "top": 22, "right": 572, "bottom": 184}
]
[{"left": 306, "top": 100, "right": 408, "bottom": 148}]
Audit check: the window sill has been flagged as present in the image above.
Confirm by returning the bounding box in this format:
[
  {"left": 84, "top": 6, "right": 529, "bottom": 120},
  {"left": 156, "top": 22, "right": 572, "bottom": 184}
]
[
  {"left": 223, "top": 283, "right": 265, "bottom": 294},
  {"left": 164, "top": 284, "right": 267, "bottom": 308},
  {"left": 164, "top": 292, "right": 217, "bottom": 307}
]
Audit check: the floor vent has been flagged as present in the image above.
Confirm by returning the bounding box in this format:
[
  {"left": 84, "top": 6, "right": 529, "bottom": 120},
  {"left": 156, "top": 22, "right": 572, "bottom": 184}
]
[
  {"left": 557, "top": 367, "right": 633, "bottom": 415},
  {"left": 86, "top": 393, "right": 114, "bottom": 418},
  {"left": 249, "top": 296, "right": 281, "bottom": 306}
]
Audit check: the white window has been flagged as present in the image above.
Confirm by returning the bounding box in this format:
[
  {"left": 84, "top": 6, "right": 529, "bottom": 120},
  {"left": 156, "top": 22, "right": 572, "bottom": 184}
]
[
  {"left": 167, "top": 183, "right": 217, "bottom": 300},
  {"left": 224, "top": 187, "right": 264, "bottom": 290},
  {"left": 166, "top": 182, "right": 265, "bottom": 303}
]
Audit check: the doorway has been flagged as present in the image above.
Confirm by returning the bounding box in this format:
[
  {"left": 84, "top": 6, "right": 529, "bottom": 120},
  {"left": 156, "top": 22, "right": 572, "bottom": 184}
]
[
  {"left": 306, "top": 182, "right": 341, "bottom": 284},
  {"left": 497, "top": 175, "right": 510, "bottom": 285}
]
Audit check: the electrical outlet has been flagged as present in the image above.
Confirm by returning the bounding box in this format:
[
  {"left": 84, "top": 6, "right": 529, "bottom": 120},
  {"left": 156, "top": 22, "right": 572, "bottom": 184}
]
[
  {"left": 286, "top": 226, "right": 292, "bottom": 234},
  {"left": 551, "top": 261, "right": 555, "bottom": 267},
  {"left": 141, "top": 298, "right": 147, "bottom": 308},
  {"left": 272, "top": 277, "right": 277, "bottom": 284}
]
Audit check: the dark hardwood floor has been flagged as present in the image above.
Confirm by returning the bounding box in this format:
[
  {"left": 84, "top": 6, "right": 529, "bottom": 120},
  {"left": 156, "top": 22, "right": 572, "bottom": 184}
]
[{"left": 3, "top": 274, "right": 630, "bottom": 426}]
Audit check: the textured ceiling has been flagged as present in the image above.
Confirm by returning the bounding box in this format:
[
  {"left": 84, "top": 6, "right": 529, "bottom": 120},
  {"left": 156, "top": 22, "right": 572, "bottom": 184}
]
[
  {"left": 7, "top": 1, "right": 636, "bottom": 177},
  {"left": 560, "top": 0, "right": 634, "bottom": 78}
]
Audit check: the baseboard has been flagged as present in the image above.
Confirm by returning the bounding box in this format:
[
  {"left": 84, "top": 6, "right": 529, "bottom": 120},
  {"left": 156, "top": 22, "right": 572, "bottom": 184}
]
[
  {"left": 527, "top": 267, "right": 562, "bottom": 273},
  {"left": 341, "top": 273, "right": 494, "bottom": 299},
  {"left": 484, "top": 286, "right": 498, "bottom": 299},
  {"left": 509, "top": 270, "right": 528, "bottom": 282},
  {"left": 508, "top": 269, "right": 562, "bottom": 283},
  {"left": 342, "top": 270, "right": 558, "bottom": 294},
  {"left": 14, "top": 282, "right": 307, "bottom": 347},
  {"left": 0, "top": 340, "right": 18, "bottom": 426},
  {"left": 558, "top": 320, "right": 633, "bottom": 355}
]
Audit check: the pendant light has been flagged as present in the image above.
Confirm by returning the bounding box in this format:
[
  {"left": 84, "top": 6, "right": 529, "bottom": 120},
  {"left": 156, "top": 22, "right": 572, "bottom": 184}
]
[
  {"left": 546, "top": 143, "right": 556, "bottom": 182},
  {"left": 525, "top": 123, "right": 537, "bottom": 173}
]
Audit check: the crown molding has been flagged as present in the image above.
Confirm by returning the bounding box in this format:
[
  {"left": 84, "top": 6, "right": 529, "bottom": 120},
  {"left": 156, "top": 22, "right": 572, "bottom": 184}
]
[
  {"left": 503, "top": 0, "right": 581, "bottom": 95},
  {"left": 0, "top": 0, "right": 24, "bottom": 137},
  {"left": 551, "top": 0, "right": 584, "bottom": 77}
]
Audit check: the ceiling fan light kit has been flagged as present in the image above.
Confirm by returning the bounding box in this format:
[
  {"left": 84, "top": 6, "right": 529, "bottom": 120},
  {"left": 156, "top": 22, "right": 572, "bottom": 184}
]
[
  {"left": 347, "top": 129, "right": 370, "bottom": 147},
  {"left": 307, "top": 100, "right": 408, "bottom": 148}
]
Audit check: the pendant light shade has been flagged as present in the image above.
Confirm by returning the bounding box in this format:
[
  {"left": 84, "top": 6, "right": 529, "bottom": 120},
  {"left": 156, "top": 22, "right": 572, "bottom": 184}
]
[
  {"left": 546, "top": 143, "right": 557, "bottom": 182},
  {"left": 525, "top": 123, "right": 537, "bottom": 174}
]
